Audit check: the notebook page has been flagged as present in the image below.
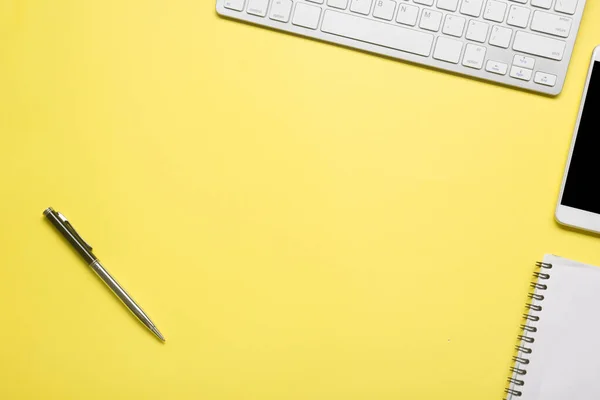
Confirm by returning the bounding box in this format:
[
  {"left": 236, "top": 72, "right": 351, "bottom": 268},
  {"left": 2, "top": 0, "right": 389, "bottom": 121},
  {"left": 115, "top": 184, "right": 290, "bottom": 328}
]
[{"left": 514, "top": 255, "right": 600, "bottom": 400}]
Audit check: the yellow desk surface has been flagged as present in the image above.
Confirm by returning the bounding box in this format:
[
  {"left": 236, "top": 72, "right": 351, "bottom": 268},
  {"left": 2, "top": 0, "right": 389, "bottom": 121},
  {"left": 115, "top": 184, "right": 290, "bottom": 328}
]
[{"left": 1, "top": 1, "right": 600, "bottom": 399}]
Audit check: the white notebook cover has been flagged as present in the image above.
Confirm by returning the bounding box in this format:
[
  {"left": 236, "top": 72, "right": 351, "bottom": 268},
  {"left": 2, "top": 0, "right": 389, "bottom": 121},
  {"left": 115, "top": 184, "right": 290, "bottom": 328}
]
[{"left": 507, "top": 255, "right": 600, "bottom": 400}]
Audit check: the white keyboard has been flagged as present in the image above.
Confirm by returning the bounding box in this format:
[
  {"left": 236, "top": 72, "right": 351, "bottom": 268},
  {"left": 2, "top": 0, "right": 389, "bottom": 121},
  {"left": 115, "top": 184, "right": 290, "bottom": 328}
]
[{"left": 216, "top": 0, "right": 586, "bottom": 95}]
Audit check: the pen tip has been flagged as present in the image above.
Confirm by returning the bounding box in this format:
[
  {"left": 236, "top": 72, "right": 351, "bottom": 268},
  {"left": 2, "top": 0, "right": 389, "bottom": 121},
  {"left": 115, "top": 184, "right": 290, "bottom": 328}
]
[{"left": 151, "top": 326, "right": 166, "bottom": 343}]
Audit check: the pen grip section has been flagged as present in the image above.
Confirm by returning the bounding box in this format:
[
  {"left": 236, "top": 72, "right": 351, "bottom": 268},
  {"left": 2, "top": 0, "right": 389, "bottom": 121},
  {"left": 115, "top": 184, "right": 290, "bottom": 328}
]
[{"left": 89, "top": 261, "right": 150, "bottom": 323}]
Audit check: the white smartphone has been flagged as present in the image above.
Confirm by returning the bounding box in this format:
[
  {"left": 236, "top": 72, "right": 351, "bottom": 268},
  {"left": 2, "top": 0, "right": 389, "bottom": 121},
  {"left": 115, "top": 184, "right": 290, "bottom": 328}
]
[{"left": 556, "top": 46, "right": 600, "bottom": 234}]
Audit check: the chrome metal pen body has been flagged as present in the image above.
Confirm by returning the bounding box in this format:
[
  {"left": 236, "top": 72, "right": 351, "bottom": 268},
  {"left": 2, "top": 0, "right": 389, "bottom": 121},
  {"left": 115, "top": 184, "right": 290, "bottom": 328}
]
[
  {"left": 43, "top": 207, "right": 165, "bottom": 342},
  {"left": 89, "top": 259, "right": 164, "bottom": 341}
]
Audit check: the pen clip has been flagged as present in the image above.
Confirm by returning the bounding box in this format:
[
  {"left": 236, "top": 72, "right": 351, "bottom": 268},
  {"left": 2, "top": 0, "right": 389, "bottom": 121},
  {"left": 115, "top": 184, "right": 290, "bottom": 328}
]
[{"left": 56, "top": 212, "right": 93, "bottom": 251}]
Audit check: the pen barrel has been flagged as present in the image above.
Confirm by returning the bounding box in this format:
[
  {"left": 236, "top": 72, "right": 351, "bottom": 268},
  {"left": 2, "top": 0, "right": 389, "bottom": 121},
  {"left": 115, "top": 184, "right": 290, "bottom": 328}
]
[{"left": 89, "top": 260, "right": 155, "bottom": 330}]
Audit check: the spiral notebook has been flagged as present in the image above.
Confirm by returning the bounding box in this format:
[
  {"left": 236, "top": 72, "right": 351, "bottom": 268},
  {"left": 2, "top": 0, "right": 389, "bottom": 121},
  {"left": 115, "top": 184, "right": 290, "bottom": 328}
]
[{"left": 505, "top": 255, "right": 600, "bottom": 400}]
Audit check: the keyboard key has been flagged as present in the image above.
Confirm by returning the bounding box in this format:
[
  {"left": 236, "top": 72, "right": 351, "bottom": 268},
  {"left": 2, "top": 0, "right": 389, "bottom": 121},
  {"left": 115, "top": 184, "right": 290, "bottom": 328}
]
[
  {"left": 507, "top": 5, "right": 531, "bottom": 28},
  {"left": 513, "top": 54, "right": 535, "bottom": 69},
  {"left": 328, "top": 0, "right": 349, "bottom": 8},
  {"left": 396, "top": 4, "right": 420, "bottom": 26},
  {"left": 433, "top": 36, "right": 463, "bottom": 63},
  {"left": 534, "top": 71, "right": 557, "bottom": 86},
  {"left": 460, "top": 0, "right": 484, "bottom": 17},
  {"left": 442, "top": 15, "right": 466, "bottom": 37},
  {"left": 513, "top": 31, "right": 566, "bottom": 60},
  {"left": 555, "top": 0, "right": 578, "bottom": 14},
  {"left": 420, "top": 9, "right": 443, "bottom": 32},
  {"left": 437, "top": 0, "right": 459, "bottom": 12},
  {"left": 510, "top": 0, "right": 527, "bottom": 3},
  {"left": 224, "top": 0, "right": 245, "bottom": 11},
  {"left": 307, "top": 0, "right": 324, "bottom": 4},
  {"left": 373, "top": 0, "right": 396, "bottom": 20},
  {"left": 510, "top": 65, "right": 533, "bottom": 81},
  {"left": 466, "top": 20, "right": 489, "bottom": 43},
  {"left": 321, "top": 10, "right": 434, "bottom": 56},
  {"left": 247, "top": 0, "right": 269, "bottom": 16},
  {"left": 486, "top": 60, "right": 508, "bottom": 75},
  {"left": 484, "top": 0, "right": 507, "bottom": 22},
  {"left": 531, "top": 11, "right": 572, "bottom": 38},
  {"left": 531, "top": 0, "right": 553, "bottom": 9},
  {"left": 350, "top": 0, "right": 373, "bottom": 14},
  {"left": 270, "top": 0, "right": 293, "bottom": 22},
  {"left": 489, "top": 25, "right": 512, "bottom": 48},
  {"left": 415, "top": 0, "right": 435, "bottom": 6},
  {"left": 462, "top": 43, "right": 486, "bottom": 69},
  {"left": 293, "top": 3, "right": 322, "bottom": 29}
]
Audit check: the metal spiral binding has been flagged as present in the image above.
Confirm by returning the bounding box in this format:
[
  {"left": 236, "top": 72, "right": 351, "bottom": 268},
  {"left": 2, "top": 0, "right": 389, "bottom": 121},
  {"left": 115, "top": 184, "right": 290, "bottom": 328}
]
[{"left": 503, "top": 261, "right": 552, "bottom": 399}]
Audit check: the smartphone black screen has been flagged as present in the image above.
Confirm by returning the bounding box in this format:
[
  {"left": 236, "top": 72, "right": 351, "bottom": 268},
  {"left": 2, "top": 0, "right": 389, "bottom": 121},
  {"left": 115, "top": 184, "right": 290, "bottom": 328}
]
[{"left": 561, "top": 62, "right": 600, "bottom": 214}]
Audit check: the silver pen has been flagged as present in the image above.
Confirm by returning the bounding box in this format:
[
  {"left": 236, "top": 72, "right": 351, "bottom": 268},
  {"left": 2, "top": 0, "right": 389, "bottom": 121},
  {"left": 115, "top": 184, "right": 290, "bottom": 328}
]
[{"left": 43, "top": 207, "right": 165, "bottom": 342}]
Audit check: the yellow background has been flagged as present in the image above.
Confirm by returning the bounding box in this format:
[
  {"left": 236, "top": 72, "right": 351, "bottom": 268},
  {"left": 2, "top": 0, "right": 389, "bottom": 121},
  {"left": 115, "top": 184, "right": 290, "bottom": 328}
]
[{"left": 1, "top": 1, "right": 599, "bottom": 398}]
